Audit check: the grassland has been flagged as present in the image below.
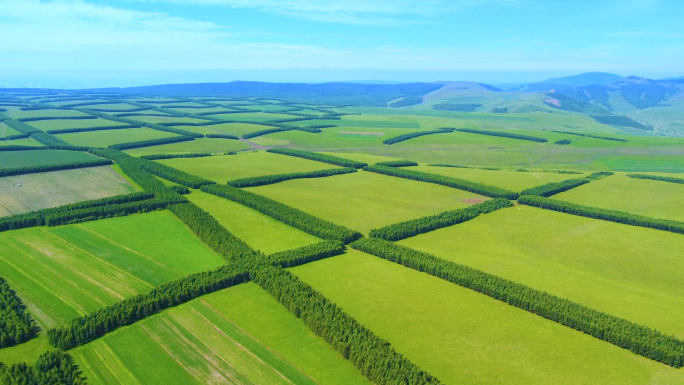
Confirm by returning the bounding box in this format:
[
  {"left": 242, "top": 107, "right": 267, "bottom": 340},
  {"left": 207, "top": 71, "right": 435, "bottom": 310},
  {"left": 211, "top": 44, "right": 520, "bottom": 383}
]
[
  {"left": 554, "top": 173, "right": 684, "bottom": 221},
  {"left": 72, "top": 283, "right": 370, "bottom": 385},
  {"left": 0, "top": 122, "right": 21, "bottom": 137},
  {"left": 400, "top": 205, "right": 684, "bottom": 338},
  {"left": 0, "top": 211, "right": 225, "bottom": 328},
  {"left": 291, "top": 250, "right": 684, "bottom": 385},
  {"left": 128, "top": 115, "right": 211, "bottom": 125},
  {"left": 0, "top": 137, "right": 43, "bottom": 147},
  {"left": 123, "top": 138, "right": 251, "bottom": 156},
  {"left": 0, "top": 149, "right": 98, "bottom": 168},
  {"left": 10, "top": 109, "right": 90, "bottom": 119},
  {"left": 86, "top": 103, "right": 143, "bottom": 111},
  {"left": 55, "top": 127, "right": 179, "bottom": 147},
  {"left": 247, "top": 170, "right": 486, "bottom": 234},
  {"left": 186, "top": 190, "right": 321, "bottom": 254},
  {"left": 209, "top": 112, "right": 299, "bottom": 122},
  {"left": 157, "top": 150, "right": 338, "bottom": 183},
  {"left": 24, "top": 118, "right": 129, "bottom": 132},
  {"left": 0, "top": 166, "right": 136, "bottom": 216}
]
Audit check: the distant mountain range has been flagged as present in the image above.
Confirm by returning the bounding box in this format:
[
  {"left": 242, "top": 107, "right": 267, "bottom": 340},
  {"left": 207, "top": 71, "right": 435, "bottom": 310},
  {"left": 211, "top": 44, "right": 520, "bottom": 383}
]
[{"left": 536, "top": 72, "right": 624, "bottom": 87}]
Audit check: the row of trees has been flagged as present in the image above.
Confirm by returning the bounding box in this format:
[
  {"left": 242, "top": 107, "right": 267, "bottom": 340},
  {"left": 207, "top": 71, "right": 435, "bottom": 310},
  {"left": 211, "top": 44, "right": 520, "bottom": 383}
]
[
  {"left": 252, "top": 265, "right": 440, "bottom": 385},
  {"left": 267, "top": 148, "right": 368, "bottom": 169},
  {"left": 0, "top": 134, "right": 30, "bottom": 141},
  {"left": 201, "top": 184, "right": 363, "bottom": 243},
  {"left": 205, "top": 133, "right": 239, "bottom": 140},
  {"left": 228, "top": 167, "right": 356, "bottom": 188},
  {"left": 428, "top": 163, "right": 501, "bottom": 170},
  {"left": 519, "top": 178, "right": 589, "bottom": 197},
  {"left": 363, "top": 165, "right": 520, "bottom": 199},
  {"left": 109, "top": 135, "right": 194, "bottom": 150},
  {"left": 374, "top": 160, "right": 418, "bottom": 167},
  {"left": 0, "top": 350, "right": 85, "bottom": 385},
  {"left": 46, "top": 123, "right": 141, "bottom": 134},
  {"left": 140, "top": 152, "right": 212, "bottom": 160},
  {"left": 0, "top": 277, "right": 37, "bottom": 348},
  {"left": 516, "top": 168, "right": 583, "bottom": 174},
  {"left": 0, "top": 158, "right": 113, "bottom": 177},
  {"left": 350, "top": 238, "right": 684, "bottom": 368},
  {"left": 628, "top": 173, "right": 684, "bottom": 185},
  {"left": 518, "top": 195, "right": 684, "bottom": 234},
  {"left": 243, "top": 127, "right": 295, "bottom": 139},
  {"left": 369, "top": 198, "right": 513, "bottom": 241},
  {"left": 29, "top": 132, "right": 72, "bottom": 146},
  {"left": 587, "top": 171, "right": 614, "bottom": 180},
  {"left": 295, "top": 126, "right": 323, "bottom": 133},
  {"left": 17, "top": 116, "right": 96, "bottom": 122},
  {"left": 47, "top": 265, "right": 249, "bottom": 349},
  {"left": 549, "top": 130, "right": 627, "bottom": 142},
  {"left": 88, "top": 148, "right": 171, "bottom": 194},
  {"left": 140, "top": 158, "right": 216, "bottom": 189},
  {"left": 76, "top": 108, "right": 204, "bottom": 138},
  {"left": 382, "top": 128, "right": 454, "bottom": 145},
  {"left": 0, "top": 115, "right": 41, "bottom": 134},
  {"left": 267, "top": 241, "right": 344, "bottom": 268},
  {"left": 456, "top": 128, "right": 548, "bottom": 142}
]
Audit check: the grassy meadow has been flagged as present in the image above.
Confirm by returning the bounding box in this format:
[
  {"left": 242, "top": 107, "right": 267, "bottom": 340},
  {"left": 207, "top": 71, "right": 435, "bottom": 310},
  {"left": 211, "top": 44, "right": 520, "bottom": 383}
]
[
  {"left": 0, "top": 149, "right": 98, "bottom": 168},
  {"left": 25, "top": 118, "right": 131, "bottom": 132},
  {"left": 122, "top": 137, "right": 251, "bottom": 155},
  {"left": 56, "top": 127, "right": 179, "bottom": 147}
]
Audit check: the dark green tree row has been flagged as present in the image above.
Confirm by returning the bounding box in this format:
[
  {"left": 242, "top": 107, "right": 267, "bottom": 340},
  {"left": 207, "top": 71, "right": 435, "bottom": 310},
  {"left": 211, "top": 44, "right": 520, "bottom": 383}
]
[
  {"left": 627, "top": 173, "right": 684, "bottom": 185},
  {"left": 0, "top": 134, "right": 30, "bottom": 141},
  {"left": 519, "top": 178, "right": 589, "bottom": 197},
  {"left": 47, "top": 265, "right": 249, "bottom": 350},
  {"left": 432, "top": 103, "right": 482, "bottom": 112},
  {"left": 369, "top": 198, "right": 513, "bottom": 241},
  {"left": 242, "top": 127, "right": 295, "bottom": 139},
  {"left": 374, "top": 160, "right": 418, "bottom": 167},
  {"left": 0, "top": 158, "right": 113, "bottom": 177},
  {"left": 271, "top": 116, "right": 340, "bottom": 124},
  {"left": 109, "top": 135, "right": 194, "bottom": 150},
  {"left": 75, "top": 108, "right": 204, "bottom": 138},
  {"left": 516, "top": 168, "right": 583, "bottom": 174},
  {"left": 0, "top": 115, "right": 41, "bottom": 134},
  {"left": 41, "top": 197, "right": 178, "bottom": 227},
  {"left": 267, "top": 148, "right": 368, "bottom": 169},
  {"left": 139, "top": 123, "right": 204, "bottom": 138},
  {"left": 307, "top": 124, "right": 337, "bottom": 129},
  {"left": 228, "top": 167, "right": 356, "bottom": 188},
  {"left": 46, "top": 123, "right": 141, "bottom": 134},
  {"left": 0, "top": 350, "right": 86, "bottom": 385},
  {"left": 0, "top": 277, "right": 37, "bottom": 348},
  {"left": 88, "top": 148, "right": 171, "bottom": 194},
  {"left": 201, "top": 184, "right": 363, "bottom": 243},
  {"left": 140, "top": 152, "right": 212, "bottom": 160},
  {"left": 252, "top": 265, "right": 440, "bottom": 384},
  {"left": 548, "top": 130, "right": 627, "bottom": 142},
  {"left": 168, "top": 203, "right": 260, "bottom": 264},
  {"left": 518, "top": 195, "right": 684, "bottom": 235},
  {"left": 295, "top": 126, "right": 322, "bottom": 133},
  {"left": 382, "top": 128, "right": 454, "bottom": 145},
  {"left": 456, "top": 128, "right": 548, "bottom": 142},
  {"left": 140, "top": 158, "right": 216, "bottom": 189},
  {"left": 554, "top": 139, "right": 572, "bottom": 145},
  {"left": 428, "top": 164, "right": 501, "bottom": 171},
  {"left": 17, "top": 116, "right": 96, "bottom": 122},
  {"left": 363, "top": 165, "right": 520, "bottom": 199},
  {"left": 87, "top": 107, "right": 148, "bottom": 113},
  {"left": 586, "top": 171, "right": 614, "bottom": 180},
  {"left": 29, "top": 132, "right": 72, "bottom": 146},
  {"left": 351, "top": 238, "right": 684, "bottom": 368},
  {"left": 266, "top": 241, "right": 345, "bottom": 268},
  {"left": 205, "top": 133, "right": 238, "bottom": 139}
]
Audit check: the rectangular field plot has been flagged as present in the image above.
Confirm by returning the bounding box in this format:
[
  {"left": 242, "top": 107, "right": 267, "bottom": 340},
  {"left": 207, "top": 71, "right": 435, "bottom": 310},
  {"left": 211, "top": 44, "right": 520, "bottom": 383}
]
[
  {"left": 0, "top": 211, "right": 225, "bottom": 329},
  {"left": 187, "top": 190, "right": 320, "bottom": 254},
  {"left": 56, "top": 127, "right": 179, "bottom": 147},
  {"left": 408, "top": 165, "right": 586, "bottom": 192},
  {"left": 400, "top": 205, "right": 684, "bottom": 338},
  {"left": 0, "top": 122, "right": 22, "bottom": 137},
  {"left": 28, "top": 118, "right": 131, "bottom": 132},
  {"left": 0, "top": 149, "right": 99, "bottom": 168},
  {"left": 129, "top": 115, "right": 211, "bottom": 125},
  {"left": 85, "top": 103, "right": 142, "bottom": 111},
  {"left": 319, "top": 151, "right": 402, "bottom": 165},
  {"left": 291, "top": 250, "right": 684, "bottom": 385},
  {"left": 209, "top": 112, "right": 299, "bottom": 122},
  {"left": 247, "top": 170, "right": 486, "bottom": 234},
  {"left": 123, "top": 138, "right": 251, "bottom": 156},
  {"left": 11, "top": 109, "right": 90, "bottom": 120},
  {"left": 73, "top": 283, "right": 370, "bottom": 385},
  {"left": 0, "top": 137, "right": 43, "bottom": 147},
  {"left": 554, "top": 173, "right": 684, "bottom": 221},
  {"left": 157, "top": 150, "right": 336, "bottom": 183},
  {"left": 0, "top": 166, "right": 136, "bottom": 216}
]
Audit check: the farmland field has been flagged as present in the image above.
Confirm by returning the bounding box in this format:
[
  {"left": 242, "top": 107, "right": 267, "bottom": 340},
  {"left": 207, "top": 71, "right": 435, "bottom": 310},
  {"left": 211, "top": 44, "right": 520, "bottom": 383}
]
[
  {"left": 55, "top": 127, "right": 179, "bottom": 147},
  {"left": 10, "top": 109, "right": 90, "bottom": 119},
  {"left": 0, "top": 210, "right": 225, "bottom": 328},
  {"left": 128, "top": 115, "right": 211, "bottom": 125},
  {"left": 291, "top": 250, "right": 684, "bottom": 384},
  {"left": 0, "top": 166, "right": 136, "bottom": 216},
  {"left": 27, "top": 118, "right": 132, "bottom": 131},
  {"left": 0, "top": 149, "right": 99, "bottom": 168},
  {"left": 122, "top": 137, "right": 251, "bottom": 155},
  {"left": 247, "top": 170, "right": 486, "bottom": 234},
  {"left": 207, "top": 112, "right": 299, "bottom": 122}
]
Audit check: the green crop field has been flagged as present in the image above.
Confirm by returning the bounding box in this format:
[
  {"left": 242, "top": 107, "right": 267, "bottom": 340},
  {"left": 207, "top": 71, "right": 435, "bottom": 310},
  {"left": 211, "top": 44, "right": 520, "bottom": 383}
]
[
  {"left": 0, "top": 137, "right": 44, "bottom": 147},
  {"left": 554, "top": 173, "right": 684, "bottom": 221},
  {"left": 123, "top": 137, "right": 251, "bottom": 155},
  {"left": 73, "top": 283, "right": 370, "bottom": 385},
  {"left": 0, "top": 122, "right": 21, "bottom": 137},
  {"left": 10, "top": 109, "right": 90, "bottom": 119},
  {"left": 291, "top": 250, "right": 684, "bottom": 385},
  {"left": 0, "top": 211, "right": 224, "bottom": 328},
  {"left": 247, "top": 170, "right": 486, "bottom": 234},
  {"left": 0, "top": 149, "right": 98, "bottom": 168},
  {"left": 56, "top": 127, "right": 179, "bottom": 147},
  {"left": 0, "top": 166, "right": 136, "bottom": 216},
  {"left": 128, "top": 115, "right": 211, "bottom": 125},
  {"left": 209, "top": 112, "right": 300, "bottom": 122},
  {"left": 27, "top": 118, "right": 131, "bottom": 132}
]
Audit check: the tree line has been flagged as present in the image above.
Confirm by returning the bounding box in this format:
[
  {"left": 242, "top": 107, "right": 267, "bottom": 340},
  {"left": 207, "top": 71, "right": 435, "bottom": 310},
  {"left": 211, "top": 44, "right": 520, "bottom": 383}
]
[
  {"left": 369, "top": 198, "right": 513, "bottom": 241},
  {"left": 456, "top": 128, "right": 548, "bottom": 143},
  {"left": 75, "top": 108, "right": 204, "bottom": 138},
  {"left": 243, "top": 127, "right": 295, "bottom": 139},
  {"left": 109, "top": 135, "right": 194, "bottom": 150},
  {"left": 17, "top": 116, "right": 96, "bottom": 122},
  {"left": 0, "top": 277, "right": 37, "bottom": 348},
  {"left": 628, "top": 173, "right": 684, "bottom": 185},
  {"left": 140, "top": 152, "right": 212, "bottom": 160},
  {"left": 428, "top": 164, "right": 501, "bottom": 171},
  {"left": 205, "top": 133, "right": 239, "bottom": 139},
  {"left": 88, "top": 148, "right": 172, "bottom": 195},
  {"left": 253, "top": 265, "right": 441, "bottom": 384},
  {"left": 518, "top": 195, "right": 684, "bottom": 235},
  {"left": 363, "top": 165, "right": 520, "bottom": 199},
  {"left": 382, "top": 128, "right": 454, "bottom": 145},
  {"left": 350, "top": 237, "right": 684, "bottom": 368},
  {"left": 47, "top": 265, "right": 249, "bottom": 350},
  {"left": 548, "top": 130, "right": 627, "bottom": 142},
  {"left": 0, "top": 115, "right": 41, "bottom": 134},
  {"left": 140, "top": 158, "right": 216, "bottom": 189},
  {"left": 267, "top": 148, "right": 367, "bottom": 169},
  {"left": 586, "top": 171, "right": 614, "bottom": 180},
  {"left": 29, "top": 132, "right": 72, "bottom": 147},
  {"left": 228, "top": 167, "right": 356, "bottom": 188},
  {"left": 201, "top": 184, "right": 362, "bottom": 243},
  {"left": 374, "top": 160, "right": 418, "bottom": 167},
  {"left": 0, "top": 350, "right": 85, "bottom": 385},
  {"left": 46, "top": 123, "right": 141, "bottom": 134},
  {"left": 519, "top": 178, "right": 589, "bottom": 197},
  {"left": 0, "top": 158, "right": 113, "bottom": 177},
  {"left": 266, "top": 241, "right": 344, "bottom": 268},
  {"left": 0, "top": 134, "right": 30, "bottom": 141}
]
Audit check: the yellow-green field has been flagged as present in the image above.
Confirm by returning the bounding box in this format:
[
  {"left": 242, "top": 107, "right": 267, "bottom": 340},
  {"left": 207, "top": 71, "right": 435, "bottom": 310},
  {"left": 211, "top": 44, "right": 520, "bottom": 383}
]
[
  {"left": 122, "top": 137, "right": 251, "bottom": 155},
  {"left": 24, "top": 118, "right": 130, "bottom": 131},
  {"left": 56, "top": 127, "right": 179, "bottom": 147}
]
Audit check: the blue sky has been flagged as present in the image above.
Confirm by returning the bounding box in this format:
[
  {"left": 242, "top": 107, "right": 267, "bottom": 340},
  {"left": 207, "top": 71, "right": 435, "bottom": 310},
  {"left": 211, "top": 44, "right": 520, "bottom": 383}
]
[{"left": 1, "top": 0, "right": 683, "bottom": 88}]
